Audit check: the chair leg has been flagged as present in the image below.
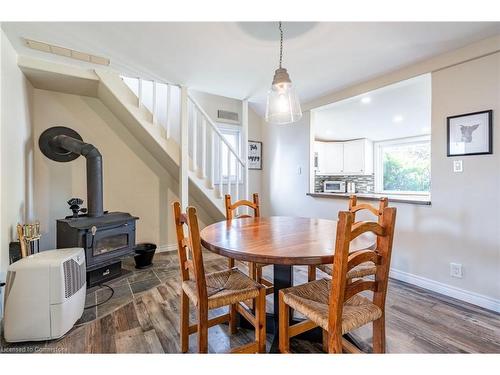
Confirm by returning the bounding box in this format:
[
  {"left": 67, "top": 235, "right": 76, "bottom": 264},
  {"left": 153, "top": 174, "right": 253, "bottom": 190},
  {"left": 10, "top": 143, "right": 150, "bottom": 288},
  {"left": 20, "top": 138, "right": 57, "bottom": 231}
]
[
  {"left": 247, "top": 262, "right": 257, "bottom": 310},
  {"left": 249, "top": 262, "right": 257, "bottom": 280},
  {"left": 372, "top": 316, "right": 386, "bottom": 353},
  {"left": 327, "top": 330, "right": 342, "bottom": 353},
  {"left": 228, "top": 257, "right": 235, "bottom": 269},
  {"left": 308, "top": 265, "right": 316, "bottom": 281},
  {"left": 180, "top": 291, "right": 189, "bottom": 353},
  {"left": 229, "top": 303, "right": 238, "bottom": 334},
  {"left": 256, "top": 265, "right": 263, "bottom": 283},
  {"left": 278, "top": 291, "right": 290, "bottom": 353},
  {"left": 255, "top": 288, "right": 266, "bottom": 353},
  {"left": 197, "top": 307, "right": 209, "bottom": 353},
  {"left": 322, "top": 329, "right": 329, "bottom": 353}
]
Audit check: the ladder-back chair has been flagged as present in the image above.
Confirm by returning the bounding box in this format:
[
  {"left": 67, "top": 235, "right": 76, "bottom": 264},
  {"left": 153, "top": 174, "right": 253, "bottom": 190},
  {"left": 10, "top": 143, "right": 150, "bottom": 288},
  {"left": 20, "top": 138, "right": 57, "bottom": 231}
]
[
  {"left": 225, "top": 194, "right": 273, "bottom": 294},
  {"left": 308, "top": 195, "right": 389, "bottom": 282},
  {"left": 173, "top": 202, "right": 266, "bottom": 353},
  {"left": 279, "top": 207, "right": 397, "bottom": 353}
]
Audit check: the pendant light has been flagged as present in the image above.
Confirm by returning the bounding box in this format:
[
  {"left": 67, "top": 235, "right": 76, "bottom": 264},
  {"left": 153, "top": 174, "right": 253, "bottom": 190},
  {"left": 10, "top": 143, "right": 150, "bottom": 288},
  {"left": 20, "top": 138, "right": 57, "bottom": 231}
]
[{"left": 265, "top": 21, "right": 302, "bottom": 124}]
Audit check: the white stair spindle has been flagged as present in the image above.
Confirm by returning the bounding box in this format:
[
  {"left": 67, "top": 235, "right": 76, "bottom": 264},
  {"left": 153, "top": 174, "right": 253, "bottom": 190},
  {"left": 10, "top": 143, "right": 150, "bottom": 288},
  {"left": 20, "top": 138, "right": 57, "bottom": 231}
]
[
  {"left": 152, "top": 81, "right": 157, "bottom": 125},
  {"left": 192, "top": 108, "right": 198, "bottom": 172},
  {"left": 166, "top": 84, "right": 171, "bottom": 139},
  {"left": 218, "top": 138, "right": 223, "bottom": 198},
  {"left": 138, "top": 78, "right": 143, "bottom": 108},
  {"left": 180, "top": 86, "right": 189, "bottom": 210},
  {"left": 236, "top": 159, "right": 240, "bottom": 203},
  {"left": 227, "top": 145, "right": 232, "bottom": 198},
  {"left": 200, "top": 117, "right": 207, "bottom": 179},
  {"left": 210, "top": 128, "right": 215, "bottom": 189},
  {"left": 242, "top": 99, "right": 249, "bottom": 213}
]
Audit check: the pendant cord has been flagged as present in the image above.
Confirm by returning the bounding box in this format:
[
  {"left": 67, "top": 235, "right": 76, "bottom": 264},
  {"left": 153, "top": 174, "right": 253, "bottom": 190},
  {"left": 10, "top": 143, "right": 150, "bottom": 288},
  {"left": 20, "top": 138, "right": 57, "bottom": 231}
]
[{"left": 279, "top": 21, "right": 283, "bottom": 69}]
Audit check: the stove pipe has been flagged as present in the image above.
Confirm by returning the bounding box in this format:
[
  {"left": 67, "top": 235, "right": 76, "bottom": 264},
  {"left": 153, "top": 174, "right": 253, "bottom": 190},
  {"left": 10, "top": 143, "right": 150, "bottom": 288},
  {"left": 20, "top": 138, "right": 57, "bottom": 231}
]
[{"left": 51, "top": 135, "right": 104, "bottom": 217}]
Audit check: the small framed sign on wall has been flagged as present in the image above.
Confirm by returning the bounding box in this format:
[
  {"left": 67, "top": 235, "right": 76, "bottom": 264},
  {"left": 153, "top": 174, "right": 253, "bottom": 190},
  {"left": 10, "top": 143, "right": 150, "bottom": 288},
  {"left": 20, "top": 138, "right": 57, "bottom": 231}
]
[
  {"left": 248, "top": 141, "right": 262, "bottom": 170},
  {"left": 447, "top": 110, "right": 493, "bottom": 156}
]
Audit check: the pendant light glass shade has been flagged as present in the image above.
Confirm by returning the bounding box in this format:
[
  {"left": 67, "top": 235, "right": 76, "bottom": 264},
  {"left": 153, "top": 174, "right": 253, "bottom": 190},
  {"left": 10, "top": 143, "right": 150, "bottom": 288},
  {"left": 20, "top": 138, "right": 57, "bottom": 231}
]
[
  {"left": 265, "top": 23, "right": 302, "bottom": 125},
  {"left": 265, "top": 68, "right": 302, "bottom": 124}
]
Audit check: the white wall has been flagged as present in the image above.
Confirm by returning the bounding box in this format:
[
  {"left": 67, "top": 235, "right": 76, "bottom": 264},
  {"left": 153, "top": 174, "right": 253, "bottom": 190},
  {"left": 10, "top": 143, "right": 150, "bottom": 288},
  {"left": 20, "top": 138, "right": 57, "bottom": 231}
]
[
  {"left": 262, "top": 52, "right": 500, "bottom": 311},
  {"left": 429, "top": 52, "right": 499, "bottom": 301},
  {"left": 0, "top": 30, "right": 34, "bottom": 315}
]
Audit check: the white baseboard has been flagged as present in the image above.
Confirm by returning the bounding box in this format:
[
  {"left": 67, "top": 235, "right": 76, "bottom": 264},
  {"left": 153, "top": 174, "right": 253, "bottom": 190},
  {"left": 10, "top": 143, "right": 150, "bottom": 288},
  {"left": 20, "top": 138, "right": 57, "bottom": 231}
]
[
  {"left": 156, "top": 244, "right": 177, "bottom": 253},
  {"left": 390, "top": 268, "right": 500, "bottom": 313}
]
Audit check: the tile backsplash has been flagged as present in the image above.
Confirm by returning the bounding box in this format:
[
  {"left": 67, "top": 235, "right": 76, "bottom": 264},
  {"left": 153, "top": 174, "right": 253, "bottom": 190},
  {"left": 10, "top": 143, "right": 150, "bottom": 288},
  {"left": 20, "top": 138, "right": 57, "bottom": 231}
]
[{"left": 315, "top": 174, "right": 375, "bottom": 193}]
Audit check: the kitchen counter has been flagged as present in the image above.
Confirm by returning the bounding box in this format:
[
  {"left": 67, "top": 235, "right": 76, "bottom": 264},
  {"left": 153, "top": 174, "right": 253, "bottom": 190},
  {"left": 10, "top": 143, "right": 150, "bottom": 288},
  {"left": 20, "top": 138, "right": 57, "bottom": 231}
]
[{"left": 307, "top": 192, "right": 431, "bottom": 205}]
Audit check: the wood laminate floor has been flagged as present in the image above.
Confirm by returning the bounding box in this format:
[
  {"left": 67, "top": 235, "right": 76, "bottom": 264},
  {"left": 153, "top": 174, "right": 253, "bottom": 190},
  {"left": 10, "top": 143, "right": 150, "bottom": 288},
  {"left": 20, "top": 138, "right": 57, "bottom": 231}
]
[{"left": 1, "top": 251, "right": 499, "bottom": 353}]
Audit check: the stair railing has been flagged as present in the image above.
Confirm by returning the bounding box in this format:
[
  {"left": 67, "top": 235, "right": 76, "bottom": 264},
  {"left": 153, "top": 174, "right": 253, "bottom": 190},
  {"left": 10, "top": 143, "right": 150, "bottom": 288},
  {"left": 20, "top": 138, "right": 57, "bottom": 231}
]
[
  {"left": 121, "top": 75, "right": 248, "bottom": 209},
  {"left": 187, "top": 94, "right": 246, "bottom": 202},
  {"left": 122, "top": 76, "right": 178, "bottom": 141}
]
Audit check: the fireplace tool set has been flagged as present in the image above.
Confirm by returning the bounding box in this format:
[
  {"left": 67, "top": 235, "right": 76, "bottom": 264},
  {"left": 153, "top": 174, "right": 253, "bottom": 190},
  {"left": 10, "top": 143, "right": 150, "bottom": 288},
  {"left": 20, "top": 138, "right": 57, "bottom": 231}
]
[{"left": 16, "top": 222, "right": 41, "bottom": 258}]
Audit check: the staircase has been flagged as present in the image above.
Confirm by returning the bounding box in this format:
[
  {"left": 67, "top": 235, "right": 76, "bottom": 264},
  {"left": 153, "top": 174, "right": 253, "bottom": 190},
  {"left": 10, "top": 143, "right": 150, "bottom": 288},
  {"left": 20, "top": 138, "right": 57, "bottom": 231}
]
[
  {"left": 111, "top": 73, "right": 249, "bottom": 216},
  {"left": 19, "top": 56, "right": 249, "bottom": 220}
]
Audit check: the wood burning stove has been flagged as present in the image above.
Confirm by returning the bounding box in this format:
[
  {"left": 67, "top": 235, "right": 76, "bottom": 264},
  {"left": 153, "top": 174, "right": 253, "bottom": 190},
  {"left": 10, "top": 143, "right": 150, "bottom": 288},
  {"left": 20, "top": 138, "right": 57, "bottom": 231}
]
[
  {"left": 56, "top": 211, "right": 138, "bottom": 286},
  {"left": 39, "top": 126, "right": 139, "bottom": 287}
]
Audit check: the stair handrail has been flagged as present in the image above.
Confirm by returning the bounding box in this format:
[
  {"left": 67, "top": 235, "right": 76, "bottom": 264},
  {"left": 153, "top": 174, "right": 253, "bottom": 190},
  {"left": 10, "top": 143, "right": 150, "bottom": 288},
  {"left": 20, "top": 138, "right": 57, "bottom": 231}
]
[{"left": 187, "top": 94, "right": 246, "bottom": 167}]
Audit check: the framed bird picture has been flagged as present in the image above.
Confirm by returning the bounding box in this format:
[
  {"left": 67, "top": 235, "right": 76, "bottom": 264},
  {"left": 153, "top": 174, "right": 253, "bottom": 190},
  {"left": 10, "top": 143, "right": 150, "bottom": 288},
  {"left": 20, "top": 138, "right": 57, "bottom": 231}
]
[{"left": 447, "top": 110, "right": 493, "bottom": 156}]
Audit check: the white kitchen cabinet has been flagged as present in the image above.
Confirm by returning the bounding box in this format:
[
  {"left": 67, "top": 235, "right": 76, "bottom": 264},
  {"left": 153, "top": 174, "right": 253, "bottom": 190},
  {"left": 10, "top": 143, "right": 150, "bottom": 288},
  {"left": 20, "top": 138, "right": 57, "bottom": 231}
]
[
  {"left": 325, "top": 142, "right": 344, "bottom": 173},
  {"left": 313, "top": 141, "right": 325, "bottom": 174},
  {"left": 343, "top": 139, "right": 373, "bottom": 175},
  {"left": 314, "top": 141, "right": 343, "bottom": 174},
  {"left": 314, "top": 139, "right": 373, "bottom": 175}
]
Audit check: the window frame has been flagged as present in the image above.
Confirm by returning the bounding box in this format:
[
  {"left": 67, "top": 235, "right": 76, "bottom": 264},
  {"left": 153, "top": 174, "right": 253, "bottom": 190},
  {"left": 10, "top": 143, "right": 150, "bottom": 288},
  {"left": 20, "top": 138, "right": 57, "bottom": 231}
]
[
  {"left": 374, "top": 135, "right": 431, "bottom": 195},
  {"left": 214, "top": 123, "right": 243, "bottom": 185}
]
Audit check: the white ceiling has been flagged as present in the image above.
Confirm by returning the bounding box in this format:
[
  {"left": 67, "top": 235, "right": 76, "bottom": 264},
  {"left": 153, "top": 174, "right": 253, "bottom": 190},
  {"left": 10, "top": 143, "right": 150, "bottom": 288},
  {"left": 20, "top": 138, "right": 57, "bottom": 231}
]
[
  {"left": 313, "top": 74, "right": 431, "bottom": 141},
  {"left": 2, "top": 22, "right": 500, "bottom": 114}
]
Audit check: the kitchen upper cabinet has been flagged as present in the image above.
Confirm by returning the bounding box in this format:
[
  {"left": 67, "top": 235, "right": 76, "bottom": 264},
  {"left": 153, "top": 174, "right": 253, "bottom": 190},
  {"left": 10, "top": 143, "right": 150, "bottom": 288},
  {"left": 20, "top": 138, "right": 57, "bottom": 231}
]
[
  {"left": 343, "top": 139, "right": 373, "bottom": 174},
  {"left": 325, "top": 142, "right": 344, "bottom": 173},
  {"left": 314, "top": 141, "right": 325, "bottom": 173},
  {"left": 314, "top": 139, "right": 373, "bottom": 175},
  {"left": 315, "top": 141, "right": 343, "bottom": 174}
]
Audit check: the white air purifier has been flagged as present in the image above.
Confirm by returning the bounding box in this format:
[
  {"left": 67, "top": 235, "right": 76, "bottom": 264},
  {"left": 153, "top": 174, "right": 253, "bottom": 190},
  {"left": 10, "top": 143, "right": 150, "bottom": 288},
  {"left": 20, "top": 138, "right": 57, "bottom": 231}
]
[{"left": 3, "top": 248, "right": 86, "bottom": 342}]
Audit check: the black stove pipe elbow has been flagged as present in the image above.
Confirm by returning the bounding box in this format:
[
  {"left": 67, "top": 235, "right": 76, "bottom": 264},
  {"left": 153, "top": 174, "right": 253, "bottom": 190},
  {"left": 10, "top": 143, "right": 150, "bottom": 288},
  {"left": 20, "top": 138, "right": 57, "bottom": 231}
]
[{"left": 52, "top": 135, "right": 104, "bottom": 217}]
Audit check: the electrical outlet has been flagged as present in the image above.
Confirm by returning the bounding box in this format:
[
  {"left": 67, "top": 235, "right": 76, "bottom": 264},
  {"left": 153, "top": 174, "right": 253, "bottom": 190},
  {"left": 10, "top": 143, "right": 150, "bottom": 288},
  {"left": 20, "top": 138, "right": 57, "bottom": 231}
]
[
  {"left": 450, "top": 263, "right": 463, "bottom": 278},
  {"left": 453, "top": 160, "right": 463, "bottom": 173}
]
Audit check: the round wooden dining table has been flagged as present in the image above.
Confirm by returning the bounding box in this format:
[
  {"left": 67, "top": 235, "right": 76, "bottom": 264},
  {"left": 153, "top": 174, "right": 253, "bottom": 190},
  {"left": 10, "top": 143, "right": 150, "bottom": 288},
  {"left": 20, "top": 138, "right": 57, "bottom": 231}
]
[{"left": 200, "top": 216, "right": 375, "bottom": 352}]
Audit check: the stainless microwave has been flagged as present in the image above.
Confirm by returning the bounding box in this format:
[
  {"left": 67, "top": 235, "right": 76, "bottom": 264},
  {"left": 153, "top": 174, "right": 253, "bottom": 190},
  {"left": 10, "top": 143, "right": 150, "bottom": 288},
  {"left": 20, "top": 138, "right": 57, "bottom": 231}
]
[{"left": 323, "top": 180, "right": 346, "bottom": 193}]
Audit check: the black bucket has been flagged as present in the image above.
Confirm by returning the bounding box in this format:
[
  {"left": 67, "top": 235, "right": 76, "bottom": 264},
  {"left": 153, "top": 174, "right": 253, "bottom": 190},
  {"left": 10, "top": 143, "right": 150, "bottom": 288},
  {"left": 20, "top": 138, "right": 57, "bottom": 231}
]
[{"left": 134, "top": 243, "right": 157, "bottom": 269}]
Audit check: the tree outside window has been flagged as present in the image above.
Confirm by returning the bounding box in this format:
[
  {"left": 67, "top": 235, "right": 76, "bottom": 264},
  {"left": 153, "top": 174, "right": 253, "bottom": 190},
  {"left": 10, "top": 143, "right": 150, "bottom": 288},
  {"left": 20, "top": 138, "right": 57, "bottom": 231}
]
[{"left": 376, "top": 136, "right": 430, "bottom": 194}]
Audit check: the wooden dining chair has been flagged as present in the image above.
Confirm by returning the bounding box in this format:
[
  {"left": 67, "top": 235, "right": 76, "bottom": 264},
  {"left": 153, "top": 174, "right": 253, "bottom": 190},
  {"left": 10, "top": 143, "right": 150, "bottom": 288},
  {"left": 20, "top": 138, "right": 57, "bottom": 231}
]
[
  {"left": 173, "top": 202, "right": 266, "bottom": 353},
  {"left": 279, "top": 207, "right": 396, "bottom": 353},
  {"left": 225, "top": 194, "right": 273, "bottom": 294},
  {"left": 308, "top": 195, "right": 389, "bottom": 282}
]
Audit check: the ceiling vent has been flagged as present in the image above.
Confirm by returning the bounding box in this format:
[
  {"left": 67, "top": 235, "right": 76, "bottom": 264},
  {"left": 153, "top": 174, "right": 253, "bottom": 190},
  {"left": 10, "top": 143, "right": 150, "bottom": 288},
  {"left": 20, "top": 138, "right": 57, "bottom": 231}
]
[
  {"left": 24, "top": 38, "right": 110, "bottom": 66},
  {"left": 217, "top": 110, "right": 239, "bottom": 123}
]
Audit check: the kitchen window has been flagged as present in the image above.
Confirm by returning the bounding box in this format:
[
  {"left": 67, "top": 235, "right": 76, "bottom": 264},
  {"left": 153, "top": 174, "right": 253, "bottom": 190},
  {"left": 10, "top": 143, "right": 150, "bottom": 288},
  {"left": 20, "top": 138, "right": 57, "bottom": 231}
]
[{"left": 374, "top": 136, "right": 431, "bottom": 195}]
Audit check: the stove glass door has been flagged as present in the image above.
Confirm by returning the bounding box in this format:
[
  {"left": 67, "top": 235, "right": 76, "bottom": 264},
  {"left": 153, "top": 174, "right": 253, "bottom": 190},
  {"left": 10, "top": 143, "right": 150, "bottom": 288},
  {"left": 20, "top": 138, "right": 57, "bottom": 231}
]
[{"left": 93, "top": 233, "right": 129, "bottom": 256}]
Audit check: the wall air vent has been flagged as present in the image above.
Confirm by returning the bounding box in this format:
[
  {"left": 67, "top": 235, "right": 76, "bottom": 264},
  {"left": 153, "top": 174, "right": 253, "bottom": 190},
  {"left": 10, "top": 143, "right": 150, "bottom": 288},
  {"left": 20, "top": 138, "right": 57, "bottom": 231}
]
[
  {"left": 217, "top": 110, "right": 239, "bottom": 123},
  {"left": 24, "top": 38, "right": 110, "bottom": 66}
]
